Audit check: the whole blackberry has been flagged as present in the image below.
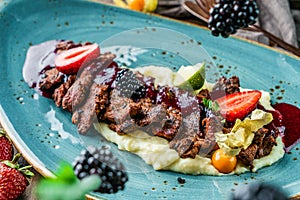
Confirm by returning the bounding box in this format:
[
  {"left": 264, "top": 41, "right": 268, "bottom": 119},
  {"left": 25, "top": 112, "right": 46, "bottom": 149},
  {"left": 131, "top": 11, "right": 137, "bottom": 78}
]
[
  {"left": 208, "top": 0, "right": 259, "bottom": 38},
  {"left": 73, "top": 146, "right": 128, "bottom": 194},
  {"left": 113, "top": 68, "right": 146, "bottom": 101}
]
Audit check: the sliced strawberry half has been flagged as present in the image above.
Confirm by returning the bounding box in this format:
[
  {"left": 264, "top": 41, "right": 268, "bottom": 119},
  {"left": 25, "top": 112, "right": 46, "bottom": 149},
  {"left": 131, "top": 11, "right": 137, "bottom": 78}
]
[
  {"left": 55, "top": 43, "right": 100, "bottom": 74},
  {"left": 215, "top": 90, "right": 262, "bottom": 122}
]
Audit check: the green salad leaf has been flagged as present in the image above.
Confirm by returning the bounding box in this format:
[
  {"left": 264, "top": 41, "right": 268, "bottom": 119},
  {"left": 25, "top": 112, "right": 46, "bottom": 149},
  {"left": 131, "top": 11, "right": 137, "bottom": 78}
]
[{"left": 215, "top": 109, "right": 273, "bottom": 156}]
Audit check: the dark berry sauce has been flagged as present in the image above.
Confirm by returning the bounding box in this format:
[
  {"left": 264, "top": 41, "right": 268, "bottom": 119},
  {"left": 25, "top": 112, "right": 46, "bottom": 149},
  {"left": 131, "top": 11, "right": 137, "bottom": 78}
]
[
  {"left": 22, "top": 40, "right": 60, "bottom": 97},
  {"left": 94, "top": 61, "right": 120, "bottom": 86},
  {"left": 272, "top": 103, "right": 300, "bottom": 152}
]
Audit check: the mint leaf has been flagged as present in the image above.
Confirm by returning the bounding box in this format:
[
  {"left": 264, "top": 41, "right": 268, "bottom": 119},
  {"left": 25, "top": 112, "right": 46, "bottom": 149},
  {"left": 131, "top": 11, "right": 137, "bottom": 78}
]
[
  {"left": 36, "top": 162, "right": 101, "bottom": 200},
  {"left": 202, "top": 98, "right": 220, "bottom": 112},
  {"left": 55, "top": 161, "right": 77, "bottom": 183}
]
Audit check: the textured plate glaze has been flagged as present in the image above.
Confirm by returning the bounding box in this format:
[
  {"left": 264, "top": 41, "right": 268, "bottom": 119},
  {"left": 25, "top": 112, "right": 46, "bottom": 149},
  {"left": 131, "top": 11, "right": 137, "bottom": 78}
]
[{"left": 0, "top": 0, "right": 300, "bottom": 199}]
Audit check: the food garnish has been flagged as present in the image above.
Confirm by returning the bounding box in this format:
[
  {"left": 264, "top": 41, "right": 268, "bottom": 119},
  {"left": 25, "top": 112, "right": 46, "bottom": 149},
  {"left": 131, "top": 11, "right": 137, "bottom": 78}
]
[
  {"left": 0, "top": 128, "right": 13, "bottom": 161},
  {"left": 211, "top": 148, "right": 237, "bottom": 174},
  {"left": 113, "top": 68, "right": 147, "bottom": 100},
  {"left": 215, "top": 90, "right": 262, "bottom": 122},
  {"left": 173, "top": 62, "right": 206, "bottom": 91},
  {"left": 55, "top": 43, "right": 100, "bottom": 74},
  {"left": 36, "top": 161, "right": 101, "bottom": 200}
]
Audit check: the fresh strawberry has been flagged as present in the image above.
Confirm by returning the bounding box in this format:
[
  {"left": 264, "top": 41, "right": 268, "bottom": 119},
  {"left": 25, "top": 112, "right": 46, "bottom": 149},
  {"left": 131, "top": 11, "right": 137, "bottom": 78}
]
[
  {"left": 215, "top": 90, "right": 262, "bottom": 122},
  {"left": 55, "top": 43, "right": 100, "bottom": 74},
  {"left": 0, "top": 128, "right": 13, "bottom": 161},
  {"left": 0, "top": 154, "right": 34, "bottom": 200}
]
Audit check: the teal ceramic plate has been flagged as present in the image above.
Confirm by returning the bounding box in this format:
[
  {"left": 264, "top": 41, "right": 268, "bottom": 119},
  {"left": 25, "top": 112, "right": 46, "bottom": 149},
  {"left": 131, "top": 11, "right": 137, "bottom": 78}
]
[{"left": 0, "top": 0, "right": 300, "bottom": 199}]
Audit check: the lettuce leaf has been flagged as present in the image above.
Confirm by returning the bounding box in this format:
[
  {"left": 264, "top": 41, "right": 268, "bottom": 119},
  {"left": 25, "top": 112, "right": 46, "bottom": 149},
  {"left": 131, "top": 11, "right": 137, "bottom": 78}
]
[{"left": 215, "top": 109, "right": 273, "bottom": 156}]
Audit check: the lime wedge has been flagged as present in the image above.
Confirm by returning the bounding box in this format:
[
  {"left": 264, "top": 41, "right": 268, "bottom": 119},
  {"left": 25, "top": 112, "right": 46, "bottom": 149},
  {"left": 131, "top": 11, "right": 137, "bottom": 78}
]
[
  {"left": 173, "top": 62, "right": 206, "bottom": 91},
  {"left": 143, "top": 0, "right": 158, "bottom": 12}
]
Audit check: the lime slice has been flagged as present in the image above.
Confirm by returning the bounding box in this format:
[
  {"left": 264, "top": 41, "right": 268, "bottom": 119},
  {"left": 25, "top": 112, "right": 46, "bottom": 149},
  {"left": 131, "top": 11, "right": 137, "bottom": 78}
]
[
  {"left": 173, "top": 62, "right": 206, "bottom": 91},
  {"left": 143, "top": 0, "right": 158, "bottom": 12}
]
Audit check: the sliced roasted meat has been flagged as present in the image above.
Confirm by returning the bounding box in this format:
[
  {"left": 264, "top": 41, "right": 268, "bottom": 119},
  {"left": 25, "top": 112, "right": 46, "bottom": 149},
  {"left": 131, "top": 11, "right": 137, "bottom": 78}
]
[
  {"left": 53, "top": 75, "right": 76, "bottom": 107},
  {"left": 170, "top": 112, "right": 205, "bottom": 158},
  {"left": 255, "top": 128, "right": 279, "bottom": 158},
  {"left": 137, "top": 104, "right": 168, "bottom": 132},
  {"left": 211, "top": 76, "right": 240, "bottom": 99},
  {"left": 72, "top": 84, "right": 109, "bottom": 134},
  {"left": 202, "top": 115, "right": 223, "bottom": 141},
  {"left": 238, "top": 144, "right": 258, "bottom": 168},
  {"left": 39, "top": 67, "right": 64, "bottom": 91},
  {"left": 153, "top": 107, "right": 182, "bottom": 141},
  {"left": 62, "top": 53, "right": 116, "bottom": 112},
  {"left": 62, "top": 70, "right": 93, "bottom": 112},
  {"left": 103, "top": 92, "right": 136, "bottom": 135},
  {"left": 130, "top": 98, "right": 153, "bottom": 126},
  {"left": 238, "top": 127, "right": 279, "bottom": 169}
]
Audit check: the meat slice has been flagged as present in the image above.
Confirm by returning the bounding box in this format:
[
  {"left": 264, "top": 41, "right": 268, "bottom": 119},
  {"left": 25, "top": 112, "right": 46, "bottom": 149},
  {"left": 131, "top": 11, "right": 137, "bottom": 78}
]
[
  {"left": 213, "top": 76, "right": 240, "bottom": 94},
  {"left": 211, "top": 76, "right": 240, "bottom": 99},
  {"left": 152, "top": 107, "right": 182, "bottom": 140},
  {"left": 169, "top": 112, "right": 204, "bottom": 158},
  {"left": 39, "top": 67, "right": 64, "bottom": 91},
  {"left": 129, "top": 98, "right": 153, "bottom": 124},
  {"left": 136, "top": 103, "right": 168, "bottom": 134},
  {"left": 169, "top": 110, "right": 224, "bottom": 159},
  {"left": 237, "top": 127, "right": 278, "bottom": 169},
  {"left": 62, "top": 70, "right": 93, "bottom": 112},
  {"left": 202, "top": 115, "right": 223, "bottom": 141},
  {"left": 62, "top": 53, "right": 116, "bottom": 112},
  {"left": 256, "top": 129, "right": 278, "bottom": 159},
  {"left": 72, "top": 84, "right": 109, "bottom": 134},
  {"left": 53, "top": 75, "right": 76, "bottom": 107},
  {"left": 238, "top": 144, "right": 258, "bottom": 168},
  {"left": 102, "top": 92, "right": 136, "bottom": 135}
]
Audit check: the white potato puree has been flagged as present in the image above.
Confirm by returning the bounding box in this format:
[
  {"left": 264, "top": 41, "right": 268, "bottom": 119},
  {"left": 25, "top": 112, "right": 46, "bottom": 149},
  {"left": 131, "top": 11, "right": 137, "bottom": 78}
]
[{"left": 94, "top": 65, "right": 285, "bottom": 175}]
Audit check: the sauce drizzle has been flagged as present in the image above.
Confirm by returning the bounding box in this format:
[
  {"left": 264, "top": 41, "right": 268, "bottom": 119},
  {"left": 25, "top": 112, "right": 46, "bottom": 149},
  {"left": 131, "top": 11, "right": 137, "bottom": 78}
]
[{"left": 273, "top": 103, "right": 300, "bottom": 152}]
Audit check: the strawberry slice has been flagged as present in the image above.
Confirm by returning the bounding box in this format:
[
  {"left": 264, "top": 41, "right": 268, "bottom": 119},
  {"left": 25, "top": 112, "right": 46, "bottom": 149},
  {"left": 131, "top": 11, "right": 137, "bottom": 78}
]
[
  {"left": 55, "top": 43, "right": 100, "bottom": 74},
  {"left": 215, "top": 90, "right": 262, "bottom": 122}
]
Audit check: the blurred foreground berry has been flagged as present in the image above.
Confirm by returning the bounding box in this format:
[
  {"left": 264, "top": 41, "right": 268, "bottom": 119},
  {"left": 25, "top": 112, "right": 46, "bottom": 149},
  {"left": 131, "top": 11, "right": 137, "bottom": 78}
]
[
  {"left": 73, "top": 145, "right": 128, "bottom": 194},
  {"left": 232, "top": 182, "right": 288, "bottom": 200}
]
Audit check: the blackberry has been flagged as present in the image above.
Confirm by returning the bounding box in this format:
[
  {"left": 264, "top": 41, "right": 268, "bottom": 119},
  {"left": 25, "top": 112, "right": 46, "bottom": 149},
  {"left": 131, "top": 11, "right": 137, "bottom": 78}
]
[
  {"left": 232, "top": 183, "right": 288, "bottom": 200},
  {"left": 113, "top": 69, "right": 146, "bottom": 101},
  {"left": 73, "top": 145, "right": 128, "bottom": 194},
  {"left": 208, "top": 0, "right": 259, "bottom": 38}
]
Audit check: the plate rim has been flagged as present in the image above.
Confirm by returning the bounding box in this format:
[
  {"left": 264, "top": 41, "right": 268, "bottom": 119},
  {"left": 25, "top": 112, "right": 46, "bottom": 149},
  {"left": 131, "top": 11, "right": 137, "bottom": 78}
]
[
  {"left": 0, "top": 0, "right": 299, "bottom": 199},
  {"left": 1, "top": 0, "right": 299, "bottom": 61},
  {"left": 90, "top": 0, "right": 300, "bottom": 61}
]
